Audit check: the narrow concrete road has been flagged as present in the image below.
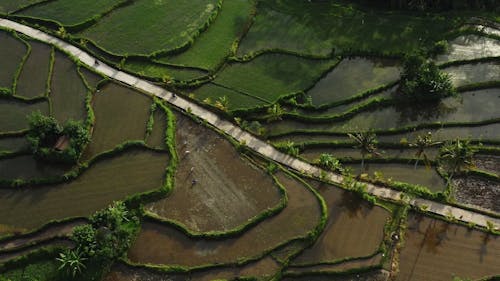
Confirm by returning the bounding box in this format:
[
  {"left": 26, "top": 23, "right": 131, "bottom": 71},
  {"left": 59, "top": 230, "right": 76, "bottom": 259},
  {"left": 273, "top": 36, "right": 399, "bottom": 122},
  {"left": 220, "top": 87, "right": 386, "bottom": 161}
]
[{"left": 1, "top": 18, "right": 498, "bottom": 231}]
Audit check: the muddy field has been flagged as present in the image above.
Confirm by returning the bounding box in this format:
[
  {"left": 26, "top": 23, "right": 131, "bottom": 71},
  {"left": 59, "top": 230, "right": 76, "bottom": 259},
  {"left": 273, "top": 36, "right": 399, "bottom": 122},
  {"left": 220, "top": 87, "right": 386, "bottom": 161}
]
[
  {"left": 397, "top": 213, "right": 500, "bottom": 281},
  {"left": 146, "top": 112, "right": 283, "bottom": 233},
  {"left": 453, "top": 176, "right": 500, "bottom": 213}
]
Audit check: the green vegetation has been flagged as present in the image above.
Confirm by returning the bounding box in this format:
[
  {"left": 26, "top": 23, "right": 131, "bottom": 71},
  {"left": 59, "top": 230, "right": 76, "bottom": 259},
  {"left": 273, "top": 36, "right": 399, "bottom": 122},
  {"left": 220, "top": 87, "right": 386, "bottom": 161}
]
[
  {"left": 192, "top": 83, "right": 268, "bottom": 111},
  {"left": 409, "top": 132, "right": 441, "bottom": 168},
  {"left": 348, "top": 132, "right": 380, "bottom": 169},
  {"left": 316, "top": 153, "right": 342, "bottom": 172},
  {"left": 71, "top": 202, "right": 139, "bottom": 263},
  {"left": 0, "top": 3, "right": 499, "bottom": 281},
  {"left": 0, "top": 1, "right": 44, "bottom": 13},
  {"left": 78, "top": 0, "right": 220, "bottom": 55},
  {"left": 360, "top": 0, "right": 500, "bottom": 11},
  {"left": 123, "top": 58, "right": 208, "bottom": 81},
  {"left": 214, "top": 54, "right": 338, "bottom": 103},
  {"left": 438, "top": 139, "right": 477, "bottom": 180},
  {"left": 56, "top": 248, "right": 86, "bottom": 277},
  {"left": 16, "top": 0, "right": 125, "bottom": 26},
  {"left": 238, "top": 0, "right": 469, "bottom": 57},
  {"left": 0, "top": 99, "right": 49, "bottom": 132},
  {"left": 165, "top": 0, "right": 254, "bottom": 70},
  {"left": 399, "top": 54, "right": 455, "bottom": 102},
  {"left": 0, "top": 31, "right": 28, "bottom": 89},
  {"left": 26, "top": 111, "right": 90, "bottom": 164}
]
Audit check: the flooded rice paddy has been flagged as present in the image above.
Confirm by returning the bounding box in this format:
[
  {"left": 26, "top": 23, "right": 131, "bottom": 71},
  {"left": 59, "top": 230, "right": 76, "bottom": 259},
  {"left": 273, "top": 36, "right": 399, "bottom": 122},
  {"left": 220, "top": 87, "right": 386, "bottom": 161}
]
[
  {"left": 0, "top": 99, "right": 49, "bottom": 132},
  {"left": 271, "top": 122, "right": 500, "bottom": 145},
  {"left": 444, "top": 61, "right": 500, "bottom": 87},
  {"left": 145, "top": 108, "right": 167, "bottom": 149},
  {"left": 308, "top": 57, "right": 400, "bottom": 106},
  {"left": 146, "top": 112, "right": 282, "bottom": 233},
  {"left": 0, "top": 30, "right": 27, "bottom": 89},
  {"left": 397, "top": 213, "right": 500, "bottom": 281},
  {"left": 291, "top": 180, "right": 390, "bottom": 265},
  {"left": 0, "top": 155, "right": 70, "bottom": 181},
  {"left": 105, "top": 257, "right": 281, "bottom": 281},
  {"left": 0, "top": 148, "right": 168, "bottom": 231},
  {"left": 49, "top": 51, "right": 88, "bottom": 123},
  {"left": 266, "top": 89, "right": 499, "bottom": 133},
  {"left": 436, "top": 35, "right": 500, "bottom": 63},
  {"left": 15, "top": 40, "right": 51, "bottom": 99},
  {"left": 287, "top": 254, "right": 382, "bottom": 275},
  {"left": 0, "top": 136, "right": 28, "bottom": 152},
  {"left": 347, "top": 163, "right": 446, "bottom": 192},
  {"left": 300, "top": 147, "right": 439, "bottom": 162},
  {"left": 79, "top": 67, "right": 103, "bottom": 89},
  {"left": 129, "top": 172, "right": 322, "bottom": 267},
  {"left": 82, "top": 82, "right": 151, "bottom": 160}
]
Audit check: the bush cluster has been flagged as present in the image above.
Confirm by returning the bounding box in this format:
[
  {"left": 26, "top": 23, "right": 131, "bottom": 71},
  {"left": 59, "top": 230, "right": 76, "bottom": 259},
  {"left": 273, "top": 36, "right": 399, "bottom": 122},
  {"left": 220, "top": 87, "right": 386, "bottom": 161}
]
[
  {"left": 26, "top": 111, "right": 90, "bottom": 164},
  {"left": 399, "top": 55, "right": 455, "bottom": 102}
]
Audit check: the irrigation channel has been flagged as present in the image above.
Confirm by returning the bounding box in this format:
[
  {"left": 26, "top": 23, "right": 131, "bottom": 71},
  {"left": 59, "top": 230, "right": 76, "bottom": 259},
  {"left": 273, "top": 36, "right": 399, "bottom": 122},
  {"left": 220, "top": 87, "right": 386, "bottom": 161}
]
[{"left": 1, "top": 17, "right": 498, "bottom": 231}]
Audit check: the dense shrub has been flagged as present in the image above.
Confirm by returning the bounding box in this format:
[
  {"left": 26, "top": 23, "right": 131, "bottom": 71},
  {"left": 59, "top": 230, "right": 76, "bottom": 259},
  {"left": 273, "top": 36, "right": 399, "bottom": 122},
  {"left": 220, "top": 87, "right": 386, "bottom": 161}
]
[
  {"left": 71, "top": 201, "right": 139, "bottom": 262},
  {"left": 26, "top": 111, "right": 90, "bottom": 164},
  {"left": 398, "top": 55, "right": 454, "bottom": 102}
]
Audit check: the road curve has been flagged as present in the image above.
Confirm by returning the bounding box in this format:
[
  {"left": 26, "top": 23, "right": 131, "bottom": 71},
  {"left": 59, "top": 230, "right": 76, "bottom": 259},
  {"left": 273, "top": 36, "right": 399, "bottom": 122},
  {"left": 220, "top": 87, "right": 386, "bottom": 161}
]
[{"left": 0, "top": 18, "right": 498, "bottom": 231}]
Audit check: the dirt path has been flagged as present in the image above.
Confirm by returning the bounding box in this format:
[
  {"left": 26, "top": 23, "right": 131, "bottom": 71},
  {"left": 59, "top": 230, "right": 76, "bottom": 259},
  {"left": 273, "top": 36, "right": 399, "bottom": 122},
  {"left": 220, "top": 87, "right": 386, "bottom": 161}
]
[{"left": 0, "top": 17, "right": 498, "bottom": 231}]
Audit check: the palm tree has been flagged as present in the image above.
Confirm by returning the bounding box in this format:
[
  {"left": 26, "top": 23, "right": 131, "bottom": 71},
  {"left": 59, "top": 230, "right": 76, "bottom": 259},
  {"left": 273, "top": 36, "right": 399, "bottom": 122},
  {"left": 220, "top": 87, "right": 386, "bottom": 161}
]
[
  {"left": 409, "top": 132, "right": 441, "bottom": 169},
  {"left": 348, "top": 132, "right": 379, "bottom": 170},
  {"left": 57, "top": 248, "right": 86, "bottom": 277},
  {"left": 438, "top": 139, "right": 476, "bottom": 181}
]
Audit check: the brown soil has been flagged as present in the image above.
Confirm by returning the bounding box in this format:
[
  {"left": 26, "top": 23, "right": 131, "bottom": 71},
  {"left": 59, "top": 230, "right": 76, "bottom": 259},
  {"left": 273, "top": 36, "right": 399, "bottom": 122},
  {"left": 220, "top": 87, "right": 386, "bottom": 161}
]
[
  {"left": 146, "top": 112, "right": 282, "bottom": 233},
  {"left": 474, "top": 154, "right": 500, "bottom": 175},
  {"left": 282, "top": 269, "right": 390, "bottom": 281},
  {"left": 291, "top": 181, "right": 390, "bottom": 265},
  {"left": 128, "top": 172, "right": 322, "bottom": 267},
  {"left": 397, "top": 213, "right": 500, "bottom": 281},
  {"left": 453, "top": 176, "right": 500, "bottom": 213}
]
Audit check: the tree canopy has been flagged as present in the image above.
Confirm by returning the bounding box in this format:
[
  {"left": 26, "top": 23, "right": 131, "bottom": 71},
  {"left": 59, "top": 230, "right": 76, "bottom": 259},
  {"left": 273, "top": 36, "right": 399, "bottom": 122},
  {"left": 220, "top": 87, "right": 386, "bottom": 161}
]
[
  {"left": 27, "top": 111, "right": 90, "bottom": 164},
  {"left": 398, "top": 55, "right": 455, "bottom": 102}
]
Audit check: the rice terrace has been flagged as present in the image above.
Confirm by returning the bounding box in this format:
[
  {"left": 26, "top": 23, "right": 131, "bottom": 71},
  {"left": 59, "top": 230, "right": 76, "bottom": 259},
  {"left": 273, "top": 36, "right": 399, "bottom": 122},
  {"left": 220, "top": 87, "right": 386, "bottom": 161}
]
[{"left": 0, "top": 0, "right": 499, "bottom": 280}]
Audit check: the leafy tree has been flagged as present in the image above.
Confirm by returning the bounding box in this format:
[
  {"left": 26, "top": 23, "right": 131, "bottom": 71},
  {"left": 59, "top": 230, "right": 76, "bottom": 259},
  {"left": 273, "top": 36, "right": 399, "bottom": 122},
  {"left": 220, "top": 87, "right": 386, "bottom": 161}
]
[
  {"left": 56, "top": 248, "right": 86, "bottom": 277},
  {"left": 399, "top": 55, "right": 454, "bottom": 102},
  {"left": 409, "top": 132, "right": 441, "bottom": 169},
  {"left": 72, "top": 201, "right": 139, "bottom": 263},
  {"left": 26, "top": 111, "right": 90, "bottom": 164},
  {"left": 72, "top": 224, "right": 98, "bottom": 258},
  {"left": 27, "top": 111, "right": 61, "bottom": 153},
  {"left": 348, "top": 132, "right": 379, "bottom": 170},
  {"left": 438, "top": 139, "right": 477, "bottom": 181}
]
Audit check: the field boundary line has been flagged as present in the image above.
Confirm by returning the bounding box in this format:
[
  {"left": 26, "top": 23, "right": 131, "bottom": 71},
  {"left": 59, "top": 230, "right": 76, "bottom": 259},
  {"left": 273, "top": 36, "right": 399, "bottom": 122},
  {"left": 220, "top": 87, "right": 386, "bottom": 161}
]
[{"left": 1, "top": 17, "right": 498, "bottom": 231}]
